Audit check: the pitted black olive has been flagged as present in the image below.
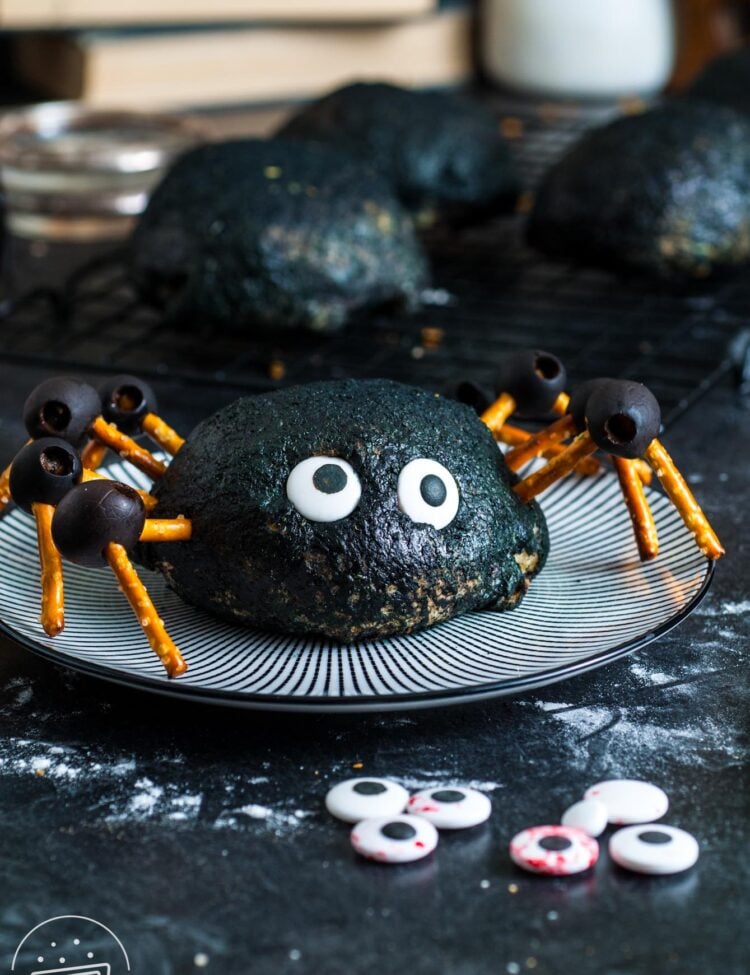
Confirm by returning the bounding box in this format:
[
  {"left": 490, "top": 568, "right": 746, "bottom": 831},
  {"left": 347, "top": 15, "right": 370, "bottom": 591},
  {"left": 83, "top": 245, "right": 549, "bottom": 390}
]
[
  {"left": 567, "top": 378, "right": 612, "bottom": 431},
  {"left": 9, "top": 438, "right": 83, "bottom": 514},
  {"left": 52, "top": 480, "right": 145, "bottom": 568},
  {"left": 442, "top": 379, "right": 495, "bottom": 415},
  {"left": 585, "top": 380, "right": 661, "bottom": 458},
  {"left": 98, "top": 375, "right": 157, "bottom": 435},
  {"left": 22, "top": 378, "right": 101, "bottom": 447},
  {"left": 494, "top": 349, "right": 567, "bottom": 416}
]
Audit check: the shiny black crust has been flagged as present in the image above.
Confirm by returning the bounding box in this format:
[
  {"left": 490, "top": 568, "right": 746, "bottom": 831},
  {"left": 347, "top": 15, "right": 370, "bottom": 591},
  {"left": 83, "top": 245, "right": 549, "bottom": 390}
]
[
  {"left": 9, "top": 438, "right": 82, "bottom": 514},
  {"left": 52, "top": 481, "right": 145, "bottom": 568},
  {"left": 585, "top": 380, "right": 661, "bottom": 458},
  {"left": 130, "top": 138, "right": 429, "bottom": 332},
  {"left": 686, "top": 47, "right": 750, "bottom": 117},
  {"left": 23, "top": 377, "right": 100, "bottom": 447},
  {"left": 495, "top": 349, "right": 567, "bottom": 416},
  {"left": 143, "top": 380, "right": 549, "bottom": 641},
  {"left": 529, "top": 102, "right": 750, "bottom": 279},
  {"left": 277, "top": 83, "right": 519, "bottom": 221},
  {"left": 98, "top": 375, "right": 157, "bottom": 435}
]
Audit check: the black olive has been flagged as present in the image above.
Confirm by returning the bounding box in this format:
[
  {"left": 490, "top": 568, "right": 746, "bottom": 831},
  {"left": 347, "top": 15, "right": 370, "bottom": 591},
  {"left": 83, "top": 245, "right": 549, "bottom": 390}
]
[
  {"left": 9, "top": 438, "right": 83, "bottom": 514},
  {"left": 567, "top": 378, "right": 613, "bottom": 431},
  {"left": 22, "top": 377, "right": 101, "bottom": 447},
  {"left": 441, "top": 378, "right": 495, "bottom": 415},
  {"left": 585, "top": 380, "right": 661, "bottom": 458},
  {"left": 52, "top": 480, "right": 145, "bottom": 568},
  {"left": 98, "top": 375, "right": 157, "bottom": 435},
  {"left": 494, "top": 349, "right": 567, "bottom": 416}
]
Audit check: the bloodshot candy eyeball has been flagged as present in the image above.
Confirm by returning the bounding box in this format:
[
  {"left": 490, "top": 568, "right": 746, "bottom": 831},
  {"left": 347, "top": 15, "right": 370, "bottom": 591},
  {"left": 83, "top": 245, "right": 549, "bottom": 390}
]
[
  {"left": 509, "top": 825, "right": 599, "bottom": 876},
  {"left": 407, "top": 787, "right": 492, "bottom": 829},
  {"left": 609, "top": 824, "right": 699, "bottom": 875},
  {"left": 585, "top": 780, "right": 669, "bottom": 826},
  {"left": 351, "top": 815, "right": 438, "bottom": 864},
  {"left": 325, "top": 778, "right": 409, "bottom": 824}
]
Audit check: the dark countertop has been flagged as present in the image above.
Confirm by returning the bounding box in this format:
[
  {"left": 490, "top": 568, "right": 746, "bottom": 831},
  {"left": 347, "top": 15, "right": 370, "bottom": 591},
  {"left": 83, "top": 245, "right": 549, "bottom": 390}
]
[{"left": 0, "top": 363, "right": 747, "bottom": 975}]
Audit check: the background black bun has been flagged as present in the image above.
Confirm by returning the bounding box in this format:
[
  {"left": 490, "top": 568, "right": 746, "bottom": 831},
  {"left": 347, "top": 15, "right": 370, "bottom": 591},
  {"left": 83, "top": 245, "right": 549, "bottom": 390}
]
[
  {"left": 685, "top": 46, "right": 750, "bottom": 118},
  {"left": 144, "top": 380, "right": 548, "bottom": 641},
  {"left": 277, "top": 82, "right": 519, "bottom": 223},
  {"left": 130, "top": 138, "right": 429, "bottom": 333}
]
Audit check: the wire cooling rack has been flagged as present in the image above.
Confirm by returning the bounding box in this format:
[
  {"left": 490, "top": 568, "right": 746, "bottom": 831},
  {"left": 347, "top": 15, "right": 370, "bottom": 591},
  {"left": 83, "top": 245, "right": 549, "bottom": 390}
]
[{"left": 0, "top": 98, "right": 744, "bottom": 426}]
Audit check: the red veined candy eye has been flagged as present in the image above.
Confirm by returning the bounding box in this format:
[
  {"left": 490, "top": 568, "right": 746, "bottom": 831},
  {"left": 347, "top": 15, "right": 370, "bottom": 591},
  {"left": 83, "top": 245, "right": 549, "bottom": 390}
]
[{"left": 509, "top": 824, "right": 599, "bottom": 876}]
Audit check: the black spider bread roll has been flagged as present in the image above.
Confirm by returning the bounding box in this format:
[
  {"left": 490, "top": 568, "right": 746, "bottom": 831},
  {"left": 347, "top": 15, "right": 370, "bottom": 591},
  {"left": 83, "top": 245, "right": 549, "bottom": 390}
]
[
  {"left": 685, "top": 45, "right": 750, "bottom": 117},
  {"left": 144, "top": 380, "right": 548, "bottom": 641},
  {"left": 130, "top": 139, "right": 429, "bottom": 332},
  {"left": 277, "top": 82, "right": 519, "bottom": 224},
  {"left": 528, "top": 101, "right": 750, "bottom": 279}
]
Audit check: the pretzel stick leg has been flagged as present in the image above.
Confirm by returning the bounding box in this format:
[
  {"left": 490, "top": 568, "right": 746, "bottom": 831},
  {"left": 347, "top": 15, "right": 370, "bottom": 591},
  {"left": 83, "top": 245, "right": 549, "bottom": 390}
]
[
  {"left": 91, "top": 416, "right": 166, "bottom": 480},
  {"left": 613, "top": 456, "right": 659, "bottom": 561},
  {"left": 481, "top": 392, "right": 517, "bottom": 436},
  {"left": 81, "top": 440, "right": 108, "bottom": 470},
  {"left": 0, "top": 439, "right": 32, "bottom": 514},
  {"left": 644, "top": 440, "right": 725, "bottom": 560},
  {"left": 499, "top": 421, "right": 600, "bottom": 475},
  {"left": 142, "top": 412, "right": 184, "bottom": 456},
  {"left": 514, "top": 431, "right": 598, "bottom": 503},
  {"left": 505, "top": 414, "right": 578, "bottom": 471},
  {"left": 33, "top": 502, "right": 64, "bottom": 636},
  {"left": 552, "top": 391, "right": 570, "bottom": 415},
  {"left": 140, "top": 518, "right": 192, "bottom": 543},
  {"left": 106, "top": 542, "right": 187, "bottom": 677},
  {"left": 81, "top": 468, "right": 159, "bottom": 512}
]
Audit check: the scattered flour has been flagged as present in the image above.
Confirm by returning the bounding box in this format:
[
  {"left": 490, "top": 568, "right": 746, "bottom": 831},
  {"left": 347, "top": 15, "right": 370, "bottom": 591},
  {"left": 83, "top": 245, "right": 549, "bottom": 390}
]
[
  {"left": 629, "top": 663, "right": 674, "bottom": 686},
  {"left": 697, "top": 599, "right": 750, "bottom": 618}
]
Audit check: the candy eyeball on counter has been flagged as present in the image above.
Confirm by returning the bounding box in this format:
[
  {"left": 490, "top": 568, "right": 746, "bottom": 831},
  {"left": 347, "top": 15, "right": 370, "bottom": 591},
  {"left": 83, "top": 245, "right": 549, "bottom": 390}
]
[
  {"left": 561, "top": 798, "right": 608, "bottom": 838},
  {"left": 584, "top": 780, "right": 668, "bottom": 826},
  {"left": 351, "top": 814, "right": 439, "bottom": 864},
  {"left": 397, "top": 458, "right": 459, "bottom": 529},
  {"left": 286, "top": 456, "right": 361, "bottom": 522},
  {"left": 609, "top": 824, "right": 699, "bottom": 875},
  {"left": 509, "top": 825, "right": 599, "bottom": 876},
  {"left": 407, "top": 787, "right": 492, "bottom": 829},
  {"left": 325, "top": 778, "right": 409, "bottom": 824}
]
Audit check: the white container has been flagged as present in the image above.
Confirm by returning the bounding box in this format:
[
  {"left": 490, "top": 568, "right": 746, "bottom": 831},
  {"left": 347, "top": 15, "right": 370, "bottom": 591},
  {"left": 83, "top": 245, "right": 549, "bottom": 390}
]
[{"left": 481, "top": 0, "right": 676, "bottom": 98}]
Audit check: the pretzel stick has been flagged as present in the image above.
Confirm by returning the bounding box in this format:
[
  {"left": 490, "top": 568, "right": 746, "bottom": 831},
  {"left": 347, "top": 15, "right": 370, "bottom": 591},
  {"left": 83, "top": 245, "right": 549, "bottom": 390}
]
[
  {"left": 552, "top": 391, "right": 570, "bottom": 415},
  {"left": 613, "top": 457, "right": 659, "bottom": 561},
  {"left": 33, "top": 502, "right": 64, "bottom": 636},
  {"left": 106, "top": 542, "right": 187, "bottom": 677},
  {"left": 91, "top": 416, "right": 166, "bottom": 480},
  {"left": 81, "top": 469, "right": 159, "bottom": 512},
  {"left": 505, "top": 414, "right": 578, "bottom": 471},
  {"left": 142, "top": 413, "right": 184, "bottom": 456},
  {"left": 81, "top": 440, "right": 108, "bottom": 470},
  {"left": 514, "top": 431, "right": 598, "bottom": 503},
  {"left": 644, "top": 440, "right": 725, "bottom": 560},
  {"left": 139, "top": 518, "right": 192, "bottom": 543},
  {"left": 0, "top": 439, "right": 32, "bottom": 513},
  {"left": 481, "top": 392, "right": 516, "bottom": 435}
]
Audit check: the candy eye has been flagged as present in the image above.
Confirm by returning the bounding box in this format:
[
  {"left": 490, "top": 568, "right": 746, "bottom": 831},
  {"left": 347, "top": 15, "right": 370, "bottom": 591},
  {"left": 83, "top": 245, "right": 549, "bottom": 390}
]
[
  {"left": 351, "top": 814, "right": 438, "bottom": 863},
  {"left": 286, "top": 456, "right": 361, "bottom": 522},
  {"left": 609, "top": 824, "right": 699, "bottom": 875},
  {"left": 509, "top": 824, "right": 599, "bottom": 876},
  {"left": 584, "top": 779, "right": 668, "bottom": 825},
  {"left": 407, "top": 787, "right": 492, "bottom": 829},
  {"left": 397, "top": 458, "right": 459, "bottom": 529},
  {"left": 325, "top": 778, "right": 409, "bottom": 824}
]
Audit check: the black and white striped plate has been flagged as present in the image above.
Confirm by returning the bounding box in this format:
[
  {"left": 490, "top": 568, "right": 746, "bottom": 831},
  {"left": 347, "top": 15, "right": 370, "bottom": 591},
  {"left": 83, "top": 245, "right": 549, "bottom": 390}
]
[{"left": 0, "top": 460, "right": 712, "bottom": 711}]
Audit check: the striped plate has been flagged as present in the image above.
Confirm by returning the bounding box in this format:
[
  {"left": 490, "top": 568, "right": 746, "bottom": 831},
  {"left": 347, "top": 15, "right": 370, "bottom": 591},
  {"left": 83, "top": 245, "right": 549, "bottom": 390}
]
[{"left": 0, "top": 459, "right": 712, "bottom": 711}]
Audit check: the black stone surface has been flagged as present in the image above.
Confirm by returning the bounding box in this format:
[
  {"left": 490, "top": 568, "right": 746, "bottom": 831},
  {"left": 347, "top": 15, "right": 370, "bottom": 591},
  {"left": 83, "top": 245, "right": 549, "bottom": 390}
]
[{"left": 0, "top": 364, "right": 747, "bottom": 975}]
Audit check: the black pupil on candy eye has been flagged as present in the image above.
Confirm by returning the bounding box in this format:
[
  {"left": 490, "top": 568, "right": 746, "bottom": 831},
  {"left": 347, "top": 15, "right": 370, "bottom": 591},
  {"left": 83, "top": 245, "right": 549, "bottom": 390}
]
[
  {"left": 638, "top": 830, "right": 672, "bottom": 845},
  {"left": 353, "top": 781, "right": 387, "bottom": 796},
  {"left": 539, "top": 836, "right": 572, "bottom": 852},
  {"left": 420, "top": 474, "right": 447, "bottom": 507},
  {"left": 41, "top": 401, "right": 71, "bottom": 432},
  {"left": 431, "top": 790, "right": 464, "bottom": 803},
  {"left": 313, "top": 464, "right": 347, "bottom": 494},
  {"left": 381, "top": 822, "right": 416, "bottom": 841}
]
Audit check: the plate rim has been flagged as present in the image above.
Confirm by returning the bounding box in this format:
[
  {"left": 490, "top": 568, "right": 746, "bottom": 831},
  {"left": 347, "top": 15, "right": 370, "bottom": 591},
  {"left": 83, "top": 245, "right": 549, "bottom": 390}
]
[{"left": 0, "top": 559, "right": 714, "bottom": 712}]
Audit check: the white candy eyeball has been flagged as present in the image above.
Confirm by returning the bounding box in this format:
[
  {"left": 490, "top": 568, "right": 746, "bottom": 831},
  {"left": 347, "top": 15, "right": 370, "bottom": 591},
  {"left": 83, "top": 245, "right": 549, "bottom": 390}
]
[
  {"left": 286, "top": 456, "right": 361, "bottom": 522},
  {"left": 407, "top": 787, "right": 491, "bottom": 830},
  {"left": 509, "top": 825, "right": 599, "bottom": 876},
  {"left": 561, "top": 798, "right": 608, "bottom": 837},
  {"left": 325, "top": 777, "right": 409, "bottom": 824},
  {"left": 397, "top": 458, "right": 459, "bottom": 530},
  {"left": 584, "top": 780, "right": 669, "bottom": 826},
  {"left": 609, "top": 824, "right": 699, "bottom": 875},
  {"left": 351, "top": 814, "right": 438, "bottom": 864}
]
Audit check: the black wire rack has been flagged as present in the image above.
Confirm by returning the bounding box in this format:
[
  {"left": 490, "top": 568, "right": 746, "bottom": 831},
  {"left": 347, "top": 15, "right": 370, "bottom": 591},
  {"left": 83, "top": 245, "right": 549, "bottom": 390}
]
[{"left": 0, "top": 98, "right": 745, "bottom": 426}]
